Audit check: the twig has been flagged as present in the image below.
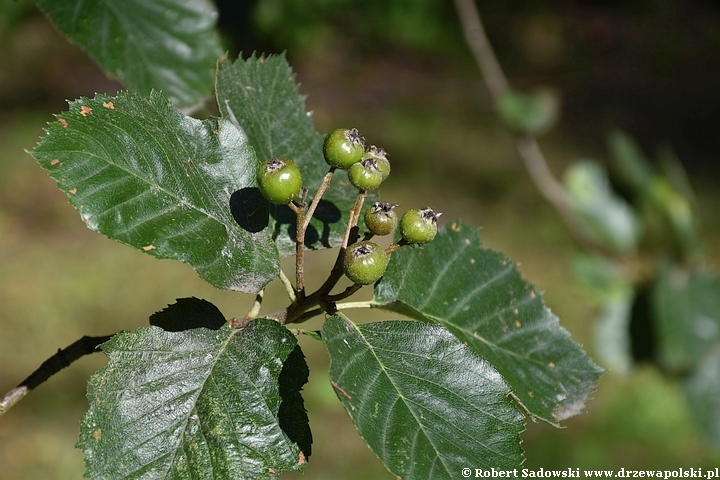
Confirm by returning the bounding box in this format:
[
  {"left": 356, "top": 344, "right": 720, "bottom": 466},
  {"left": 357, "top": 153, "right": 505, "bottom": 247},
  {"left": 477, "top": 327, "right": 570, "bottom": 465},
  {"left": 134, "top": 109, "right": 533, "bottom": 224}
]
[
  {"left": 0, "top": 335, "right": 114, "bottom": 417},
  {"left": 453, "top": 0, "right": 607, "bottom": 252},
  {"left": 303, "top": 167, "right": 336, "bottom": 231},
  {"left": 247, "top": 290, "right": 264, "bottom": 318}
]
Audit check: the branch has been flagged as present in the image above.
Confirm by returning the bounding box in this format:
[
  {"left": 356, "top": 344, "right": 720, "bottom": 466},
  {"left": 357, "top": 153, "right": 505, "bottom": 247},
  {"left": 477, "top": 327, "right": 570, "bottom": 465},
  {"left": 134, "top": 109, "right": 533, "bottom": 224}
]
[
  {"left": 0, "top": 334, "right": 114, "bottom": 417},
  {"left": 453, "top": 0, "right": 607, "bottom": 252}
]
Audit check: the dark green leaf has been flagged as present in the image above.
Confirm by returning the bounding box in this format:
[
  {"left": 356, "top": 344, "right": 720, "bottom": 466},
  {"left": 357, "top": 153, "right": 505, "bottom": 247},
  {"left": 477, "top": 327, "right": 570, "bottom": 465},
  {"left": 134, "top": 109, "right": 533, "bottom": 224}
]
[
  {"left": 653, "top": 264, "right": 720, "bottom": 372},
  {"left": 322, "top": 315, "right": 524, "bottom": 478},
  {"left": 77, "top": 320, "right": 309, "bottom": 479},
  {"left": 30, "top": 91, "right": 280, "bottom": 293},
  {"left": 683, "top": 344, "right": 720, "bottom": 446},
  {"left": 150, "top": 297, "right": 226, "bottom": 332},
  {"left": 34, "top": 0, "right": 221, "bottom": 109},
  {"left": 374, "top": 221, "right": 603, "bottom": 424},
  {"left": 564, "top": 160, "right": 641, "bottom": 253},
  {"left": 216, "top": 54, "right": 368, "bottom": 256}
]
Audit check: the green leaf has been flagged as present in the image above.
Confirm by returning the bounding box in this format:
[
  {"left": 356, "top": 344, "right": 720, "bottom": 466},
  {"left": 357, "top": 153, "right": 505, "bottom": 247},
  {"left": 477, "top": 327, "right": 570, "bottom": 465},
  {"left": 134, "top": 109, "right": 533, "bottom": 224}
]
[
  {"left": 683, "top": 344, "right": 720, "bottom": 446},
  {"left": 571, "top": 253, "right": 633, "bottom": 302},
  {"left": 594, "top": 296, "right": 635, "bottom": 375},
  {"left": 564, "top": 160, "right": 641, "bottom": 253},
  {"left": 77, "top": 319, "right": 309, "bottom": 480},
  {"left": 216, "top": 54, "right": 367, "bottom": 256},
  {"left": 374, "top": 221, "right": 603, "bottom": 424},
  {"left": 652, "top": 264, "right": 720, "bottom": 372},
  {"left": 322, "top": 315, "right": 524, "bottom": 478},
  {"left": 496, "top": 88, "right": 560, "bottom": 135},
  {"left": 608, "top": 130, "right": 655, "bottom": 192},
  {"left": 34, "top": 0, "right": 222, "bottom": 109},
  {"left": 30, "top": 91, "right": 280, "bottom": 293}
]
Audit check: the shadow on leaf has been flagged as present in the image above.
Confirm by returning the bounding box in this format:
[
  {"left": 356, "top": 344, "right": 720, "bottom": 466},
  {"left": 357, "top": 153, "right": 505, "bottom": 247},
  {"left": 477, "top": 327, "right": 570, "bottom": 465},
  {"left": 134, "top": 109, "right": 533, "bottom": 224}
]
[
  {"left": 278, "top": 344, "right": 312, "bottom": 460},
  {"left": 230, "top": 188, "right": 269, "bottom": 233}
]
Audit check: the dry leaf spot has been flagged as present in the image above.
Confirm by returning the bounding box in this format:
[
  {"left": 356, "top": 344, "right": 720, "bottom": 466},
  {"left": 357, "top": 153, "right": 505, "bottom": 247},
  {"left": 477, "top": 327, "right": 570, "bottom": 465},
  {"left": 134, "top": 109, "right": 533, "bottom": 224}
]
[
  {"left": 92, "top": 428, "right": 102, "bottom": 441},
  {"left": 528, "top": 391, "right": 534, "bottom": 398},
  {"left": 530, "top": 290, "right": 536, "bottom": 298},
  {"left": 69, "top": 188, "right": 77, "bottom": 195},
  {"left": 268, "top": 468, "right": 276, "bottom": 474},
  {"left": 80, "top": 106, "right": 93, "bottom": 116},
  {"left": 470, "top": 258, "right": 475, "bottom": 264},
  {"left": 551, "top": 413, "right": 560, "bottom": 419},
  {"left": 58, "top": 118, "right": 68, "bottom": 128},
  {"left": 187, "top": 158, "right": 193, "bottom": 165},
  {"left": 548, "top": 362, "right": 555, "bottom": 368},
  {"left": 513, "top": 308, "right": 519, "bottom": 315},
  {"left": 143, "top": 245, "right": 156, "bottom": 251},
  {"left": 50, "top": 159, "right": 61, "bottom": 166},
  {"left": 515, "top": 320, "right": 521, "bottom": 328},
  {"left": 451, "top": 222, "right": 461, "bottom": 232},
  {"left": 102, "top": 101, "right": 114, "bottom": 109},
  {"left": 298, "top": 451, "right": 306, "bottom": 466}
]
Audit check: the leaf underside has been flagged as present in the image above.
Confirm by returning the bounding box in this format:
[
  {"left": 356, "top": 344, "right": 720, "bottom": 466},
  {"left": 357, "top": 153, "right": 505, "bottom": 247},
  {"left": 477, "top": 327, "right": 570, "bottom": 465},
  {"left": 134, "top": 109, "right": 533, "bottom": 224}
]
[
  {"left": 77, "top": 320, "right": 309, "bottom": 480},
  {"left": 373, "top": 220, "right": 604, "bottom": 424},
  {"left": 34, "top": 0, "right": 222, "bottom": 109},
  {"left": 322, "top": 315, "right": 525, "bottom": 479},
  {"left": 30, "top": 91, "right": 280, "bottom": 293}
]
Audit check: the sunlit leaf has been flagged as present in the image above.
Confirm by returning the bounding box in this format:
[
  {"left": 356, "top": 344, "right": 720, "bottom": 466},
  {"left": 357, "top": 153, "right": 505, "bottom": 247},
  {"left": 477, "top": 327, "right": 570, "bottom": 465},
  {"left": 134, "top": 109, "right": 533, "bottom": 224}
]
[
  {"left": 34, "top": 0, "right": 222, "bottom": 108},
  {"left": 30, "top": 91, "right": 280, "bottom": 293},
  {"left": 322, "top": 315, "right": 524, "bottom": 478},
  {"left": 374, "top": 221, "right": 603, "bottom": 424},
  {"left": 77, "top": 320, "right": 309, "bottom": 479}
]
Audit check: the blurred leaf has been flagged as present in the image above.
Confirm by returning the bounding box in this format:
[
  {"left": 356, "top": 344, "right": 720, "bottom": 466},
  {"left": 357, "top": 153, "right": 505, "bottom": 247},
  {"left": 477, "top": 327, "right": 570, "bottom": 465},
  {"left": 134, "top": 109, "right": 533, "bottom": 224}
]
[
  {"left": 653, "top": 264, "right": 720, "bottom": 372},
  {"left": 608, "top": 130, "right": 654, "bottom": 192},
  {"left": 595, "top": 296, "right": 635, "bottom": 375},
  {"left": 657, "top": 145, "right": 697, "bottom": 210},
  {"left": 216, "top": 54, "right": 368, "bottom": 256},
  {"left": 34, "top": 0, "right": 222, "bottom": 109},
  {"left": 30, "top": 91, "right": 280, "bottom": 293},
  {"left": 77, "top": 320, "right": 309, "bottom": 479},
  {"left": 683, "top": 344, "right": 720, "bottom": 447},
  {"left": 496, "top": 88, "right": 560, "bottom": 135},
  {"left": 373, "top": 221, "right": 603, "bottom": 425},
  {"left": 564, "top": 160, "right": 641, "bottom": 253},
  {"left": 322, "top": 315, "right": 525, "bottom": 478},
  {"left": 647, "top": 177, "right": 699, "bottom": 257},
  {"left": 571, "top": 253, "right": 633, "bottom": 302},
  {"left": 150, "top": 297, "right": 226, "bottom": 332}
]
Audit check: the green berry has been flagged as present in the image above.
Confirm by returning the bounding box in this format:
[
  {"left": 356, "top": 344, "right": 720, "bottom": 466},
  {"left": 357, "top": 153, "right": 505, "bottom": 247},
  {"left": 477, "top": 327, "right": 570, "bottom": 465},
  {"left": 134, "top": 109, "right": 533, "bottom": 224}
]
[
  {"left": 256, "top": 157, "right": 303, "bottom": 205},
  {"left": 366, "top": 145, "right": 391, "bottom": 180},
  {"left": 343, "top": 241, "right": 388, "bottom": 285},
  {"left": 400, "top": 208, "right": 440, "bottom": 244},
  {"left": 364, "top": 201, "right": 398, "bottom": 236},
  {"left": 348, "top": 158, "right": 384, "bottom": 191},
  {"left": 323, "top": 128, "right": 365, "bottom": 169}
]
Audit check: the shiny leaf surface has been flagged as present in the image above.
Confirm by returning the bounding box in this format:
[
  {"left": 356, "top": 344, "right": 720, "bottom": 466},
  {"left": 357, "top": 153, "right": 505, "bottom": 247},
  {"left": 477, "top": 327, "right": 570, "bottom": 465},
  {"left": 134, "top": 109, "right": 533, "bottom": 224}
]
[
  {"left": 323, "top": 315, "right": 524, "bottom": 478},
  {"left": 374, "top": 221, "right": 603, "bottom": 424}
]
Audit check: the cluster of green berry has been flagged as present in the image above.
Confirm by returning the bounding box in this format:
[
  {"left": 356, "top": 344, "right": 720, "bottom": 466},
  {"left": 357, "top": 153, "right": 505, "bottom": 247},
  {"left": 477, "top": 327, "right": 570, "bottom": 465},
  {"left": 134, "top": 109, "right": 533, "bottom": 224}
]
[{"left": 255, "top": 127, "right": 440, "bottom": 288}]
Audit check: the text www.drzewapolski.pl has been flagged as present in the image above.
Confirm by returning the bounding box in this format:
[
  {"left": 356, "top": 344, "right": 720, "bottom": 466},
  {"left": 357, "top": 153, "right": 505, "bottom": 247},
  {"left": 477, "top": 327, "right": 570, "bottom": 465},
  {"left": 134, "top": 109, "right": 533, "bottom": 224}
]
[{"left": 462, "top": 468, "right": 719, "bottom": 479}]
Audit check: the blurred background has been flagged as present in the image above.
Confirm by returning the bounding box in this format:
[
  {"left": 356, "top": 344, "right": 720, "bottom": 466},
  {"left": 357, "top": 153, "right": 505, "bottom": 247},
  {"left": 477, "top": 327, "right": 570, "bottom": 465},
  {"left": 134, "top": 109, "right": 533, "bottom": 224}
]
[{"left": 1, "top": 0, "right": 719, "bottom": 478}]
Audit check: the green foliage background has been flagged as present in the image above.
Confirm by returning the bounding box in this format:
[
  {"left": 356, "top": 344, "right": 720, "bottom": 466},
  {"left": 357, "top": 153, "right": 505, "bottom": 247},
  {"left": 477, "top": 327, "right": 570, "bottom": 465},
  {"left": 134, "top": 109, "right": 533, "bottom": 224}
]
[{"left": 1, "top": 0, "right": 720, "bottom": 478}]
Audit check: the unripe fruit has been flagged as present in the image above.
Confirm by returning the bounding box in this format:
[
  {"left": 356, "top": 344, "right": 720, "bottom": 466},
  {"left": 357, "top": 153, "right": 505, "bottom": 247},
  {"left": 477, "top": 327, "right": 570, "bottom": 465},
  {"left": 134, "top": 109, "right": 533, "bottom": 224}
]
[
  {"left": 364, "top": 201, "right": 398, "bottom": 236},
  {"left": 348, "top": 158, "right": 384, "bottom": 191},
  {"left": 256, "top": 157, "right": 303, "bottom": 205},
  {"left": 366, "top": 145, "right": 391, "bottom": 180},
  {"left": 400, "top": 207, "right": 440, "bottom": 244},
  {"left": 323, "top": 128, "right": 365, "bottom": 169},
  {"left": 343, "top": 241, "right": 388, "bottom": 285}
]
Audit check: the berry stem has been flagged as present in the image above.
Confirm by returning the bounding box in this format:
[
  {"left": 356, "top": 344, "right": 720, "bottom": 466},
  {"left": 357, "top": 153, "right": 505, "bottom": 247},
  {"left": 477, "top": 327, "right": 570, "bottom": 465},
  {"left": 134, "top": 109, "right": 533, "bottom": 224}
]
[
  {"left": 302, "top": 167, "right": 336, "bottom": 231},
  {"left": 334, "top": 300, "right": 374, "bottom": 311},
  {"left": 385, "top": 238, "right": 408, "bottom": 255},
  {"left": 278, "top": 269, "right": 297, "bottom": 304},
  {"left": 324, "top": 283, "right": 362, "bottom": 303}
]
